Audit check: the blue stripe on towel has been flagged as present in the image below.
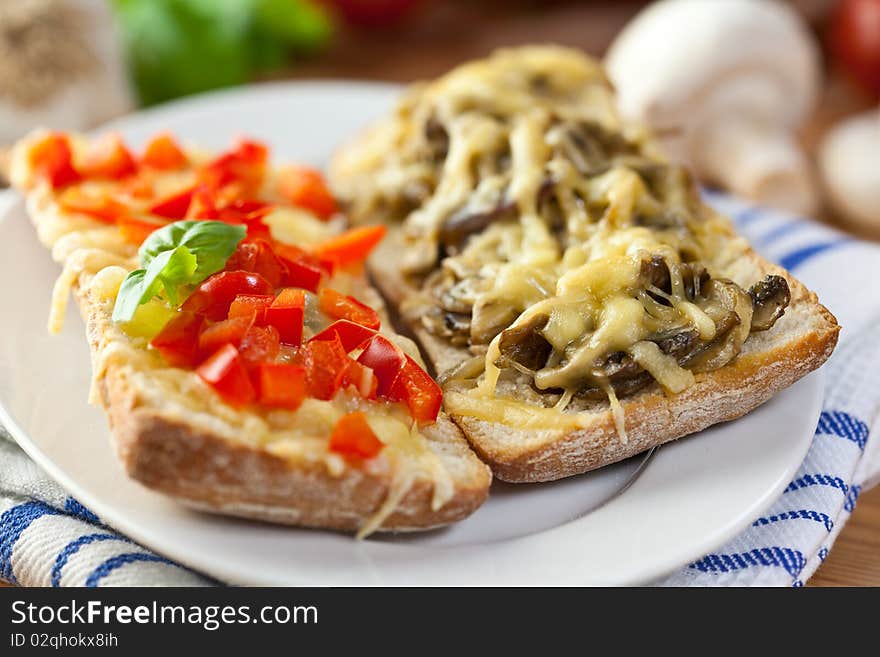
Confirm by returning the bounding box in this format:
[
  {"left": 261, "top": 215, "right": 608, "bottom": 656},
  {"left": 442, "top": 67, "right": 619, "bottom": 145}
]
[
  {"left": 785, "top": 473, "right": 848, "bottom": 495},
  {"left": 778, "top": 239, "right": 850, "bottom": 271},
  {"left": 753, "top": 510, "right": 833, "bottom": 532},
  {"left": 816, "top": 411, "right": 869, "bottom": 450},
  {"left": 729, "top": 206, "right": 767, "bottom": 228},
  {"left": 85, "top": 553, "right": 175, "bottom": 587},
  {"left": 51, "top": 533, "right": 131, "bottom": 587},
  {"left": 844, "top": 484, "right": 862, "bottom": 513},
  {"left": 756, "top": 220, "right": 807, "bottom": 247},
  {"left": 63, "top": 497, "right": 100, "bottom": 524},
  {"left": 0, "top": 502, "right": 61, "bottom": 585},
  {"left": 689, "top": 547, "right": 806, "bottom": 578}
]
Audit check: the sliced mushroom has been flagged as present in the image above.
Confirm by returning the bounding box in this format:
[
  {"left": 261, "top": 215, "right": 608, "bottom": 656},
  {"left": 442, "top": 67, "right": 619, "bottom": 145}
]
[
  {"left": 401, "top": 237, "right": 441, "bottom": 275},
  {"left": 748, "top": 274, "right": 790, "bottom": 331},
  {"left": 471, "top": 299, "right": 520, "bottom": 345},
  {"left": 438, "top": 200, "right": 516, "bottom": 253},
  {"left": 681, "top": 263, "right": 709, "bottom": 300},
  {"left": 424, "top": 115, "right": 449, "bottom": 163},
  {"left": 656, "top": 327, "right": 700, "bottom": 356},
  {"left": 421, "top": 308, "right": 470, "bottom": 347},
  {"left": 681, "top": 310, "right": 742, "bottom": 372},
  {"left": 640, "top": 255, "right": 672, "bottom": 294},
  {"left": 436, "top": 272, "right": 485, "bottom": 315},
  {"left": 686, "top": 278, "right": 754, "bottom": 372},
  {"left": 575, "top": 327, "right": 700, "bottom": 400},
  {"left": 497, "top": 314, "right": 552, "bottom": 371}
]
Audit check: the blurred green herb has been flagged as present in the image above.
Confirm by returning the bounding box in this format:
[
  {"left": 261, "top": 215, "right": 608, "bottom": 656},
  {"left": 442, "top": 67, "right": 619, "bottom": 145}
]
[{"left": 112, "top": 0, "right": 333, "bottom": 106}]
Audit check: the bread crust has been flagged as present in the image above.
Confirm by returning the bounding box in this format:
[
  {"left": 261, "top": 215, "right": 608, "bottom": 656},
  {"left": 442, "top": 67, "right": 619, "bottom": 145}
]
[
  {"left": 68, "top": 276, "right": 491, "bottom": 531},
  {"left": 367, "top": 227, "right": 840, "bottom": 483},
  {"left": 76, "top": 281, "right": 491, "bottom": 531},
  {"left": 10, "top": 142, "right": 491, "bottom": 535}
]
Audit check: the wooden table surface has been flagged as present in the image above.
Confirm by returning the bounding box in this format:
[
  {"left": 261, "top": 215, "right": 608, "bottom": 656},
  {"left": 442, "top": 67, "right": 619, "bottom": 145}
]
[{"left": 3, "top": 1, "right": 877, "bottom": 588}]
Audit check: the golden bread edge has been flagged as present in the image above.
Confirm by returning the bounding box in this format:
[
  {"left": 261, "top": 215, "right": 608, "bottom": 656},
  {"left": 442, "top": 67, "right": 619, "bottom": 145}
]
[
  {"left": 72, "top": 259, "right": 491, "bottom": 531},
  {"left": 367, "top": 227, "right": 840, "bottom": 483}
]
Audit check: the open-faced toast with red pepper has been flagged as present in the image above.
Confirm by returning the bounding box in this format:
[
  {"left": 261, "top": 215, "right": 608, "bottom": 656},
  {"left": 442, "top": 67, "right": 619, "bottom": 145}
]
[
  {"left": 329, "top": 46, "right": 840, "bottom": 483},
  {"left": 10, "top": 130, "right": 490, "bottom": 537}
]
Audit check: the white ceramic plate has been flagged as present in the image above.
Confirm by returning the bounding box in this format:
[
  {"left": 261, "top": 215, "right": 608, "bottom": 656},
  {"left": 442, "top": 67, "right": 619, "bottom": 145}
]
[{"left": 0, "top": 82, "right": 822, "bottom": 585}]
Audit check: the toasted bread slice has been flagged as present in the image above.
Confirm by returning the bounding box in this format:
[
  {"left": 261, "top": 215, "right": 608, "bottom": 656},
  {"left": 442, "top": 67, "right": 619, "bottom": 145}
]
[
  {"left": 12, "top": 133, "right": 491, "bottom": 534},
  {"left": 330, "top": 46, "right": 839, "bottom": 483},
  {"left": 368, "top": 226, "right": 838, "bottom": 483}
]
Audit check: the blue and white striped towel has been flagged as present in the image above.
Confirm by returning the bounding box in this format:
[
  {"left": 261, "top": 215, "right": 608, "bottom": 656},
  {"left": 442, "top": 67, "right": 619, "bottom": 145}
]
[{"left": 1, "top": 190, "right": 877, "bottom": 587}]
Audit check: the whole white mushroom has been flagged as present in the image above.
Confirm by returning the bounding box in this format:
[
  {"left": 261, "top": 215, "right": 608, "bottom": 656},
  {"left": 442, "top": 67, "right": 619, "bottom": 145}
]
[
  {"left": 818, "top": 109, "right": 880, "bottom": 233},
  {"left": 605, "top": 0, "right": 822, "bottom": 215}
]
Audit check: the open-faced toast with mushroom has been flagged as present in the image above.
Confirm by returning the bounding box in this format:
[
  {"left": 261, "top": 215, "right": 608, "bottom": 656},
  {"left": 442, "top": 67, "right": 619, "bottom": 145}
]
[
  {"left": 329, "top": 46, "right": 840, "bottom": 483},
  {"left": 10, "top": 130, "right": 491, "bottom": 537}
]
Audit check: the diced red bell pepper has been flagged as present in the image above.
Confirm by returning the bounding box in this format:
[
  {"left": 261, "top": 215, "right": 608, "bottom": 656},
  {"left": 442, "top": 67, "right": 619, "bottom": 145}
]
[
  {"left": 239, "top": 325, "right": 281, "bottom": 369},
  {"left": 265, "top": 288, "right": 306, "bottom": 345},
  {"left": 257, "top": 363, "right": 308, "bottom": 410},
  {"left": 181, "top": 271, "right": 274, "bottom": 321},
  {"left": 196, "top": 344, "right": 255, "bottom": 406},
  {"left": 149, "top": 186, "right": 195, "bottom": 220},
  {"left": 242, "top": 215, "right": 273, "bottom": 242},
  {"left": 329, "top": 412, "right": 384, "bottom": 460},
  {"left": 303, "top": 333, "right": 351, "bottom": 400},
  {"left": 79, "top": 133, "right": 137, "bottom": 180},
  {"left": 225, "top": 240, "right": 286, "bottom": 289},
  {"left": 356, "top": 334, "right": 406, "bottom": 397},
  {"left": 29, "top": 133, "right": 81, "bottom": 188},
  {"left": 248, "top": 241, "right": 287, "bottom": 287},
  {"left": 198, "top": 139, "right": 268, "bottom": 194},
  {"left": 280, "top": 256, "right": 323, "bottom": 292},
  {"left": 235, "top": 139, "right": 268, "bottom": 164},
  {"left": 150, "top": 311, "right": 204, "bottom": 368},
  {"left": 342, "top": 360, "right": 379, "bottom": 400},
  {"left": 117, "top": 215, "right": 167, "bottom": 245},
  {"left": 275, "top": 244, "right": 331, "bottom": 287},
  {"left": 276, "top": 165, "right": 338, "bottom": 220},
  {"left": 318, "top": 288, "right": 381, "bottom": 329},
  {"left": 57, "top": 188, "right": 129, "bottom": 223},
  {"left": 228, "top": 294, "right": 274, "bottom": 325},
  {"left": 216, "top": 203, "right": 272, "bottom": 230},
  {"left": 310, "top": 319, "right": 375, "bottom": 352},
  {"left": 185, "top": 185, "right": 221, "bottom": 220},
  {"left": 388, "top": 355, "right": 442, "bottom": 424},
  {"left": 141, "top": 133, "right": 187, "bottom": 170},
  {"left": 223, "top": 240, "right": 258, "bottom": 272},
  {"left": 123, "top": 170, "right": 155, "bottom": 199},
  {"left": 312, "top": 225, "right": 387, "bottom": 269},
  {"left": 274, "top": 243, "right": 334, "bottom": 276},
  {"left": 220, "top": 198, "right": 273, "bottom": 221},
  {"left": 197, "top": 315, "right": 254, "bottom": 357}
]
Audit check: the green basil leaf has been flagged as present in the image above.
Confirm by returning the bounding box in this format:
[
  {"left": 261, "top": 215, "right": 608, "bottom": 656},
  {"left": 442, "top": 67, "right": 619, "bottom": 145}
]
[
  {"left": 112, "top": 269, "right": 148, "bottom": 323},
  {"left": 113, "top": 220, "right": 244, "bottom": 324},
  {"left": 139, "top": 220, "right": 246, "bottom": 284},
  {"left": 140, "top": 245, "right": 199, "bottom": 307}
]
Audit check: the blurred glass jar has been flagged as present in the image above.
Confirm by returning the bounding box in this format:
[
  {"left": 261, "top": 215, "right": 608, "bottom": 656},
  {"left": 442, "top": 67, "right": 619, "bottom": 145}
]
[{"left": 0, "top": 0, "right": 133, "bottom": 144}]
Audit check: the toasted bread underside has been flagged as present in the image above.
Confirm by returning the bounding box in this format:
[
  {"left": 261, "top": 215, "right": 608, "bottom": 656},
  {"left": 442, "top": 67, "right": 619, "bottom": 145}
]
[
  {"left": 18, "top": 176, "right": 490, "bottom": 533},
  {"left": 368, "top": 227, "right": 839, "bottom": 483}
]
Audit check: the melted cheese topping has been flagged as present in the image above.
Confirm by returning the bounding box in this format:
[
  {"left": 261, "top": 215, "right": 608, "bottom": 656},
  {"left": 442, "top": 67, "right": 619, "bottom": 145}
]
[
  {"left": 331, "top": 46, "right": 749, "bottom": 436},
  {"left": 11, "top": 130, "right": 455, "bottom": 536}
]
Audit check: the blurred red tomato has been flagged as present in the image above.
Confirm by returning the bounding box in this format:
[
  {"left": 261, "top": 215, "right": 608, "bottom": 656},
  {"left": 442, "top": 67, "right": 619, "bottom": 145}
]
[
  {"left": 324, "top": 0, "right": 424, "bottom": 27},
  {"left": 828, "top": 0, "right": 880, "bottom": 98}
]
